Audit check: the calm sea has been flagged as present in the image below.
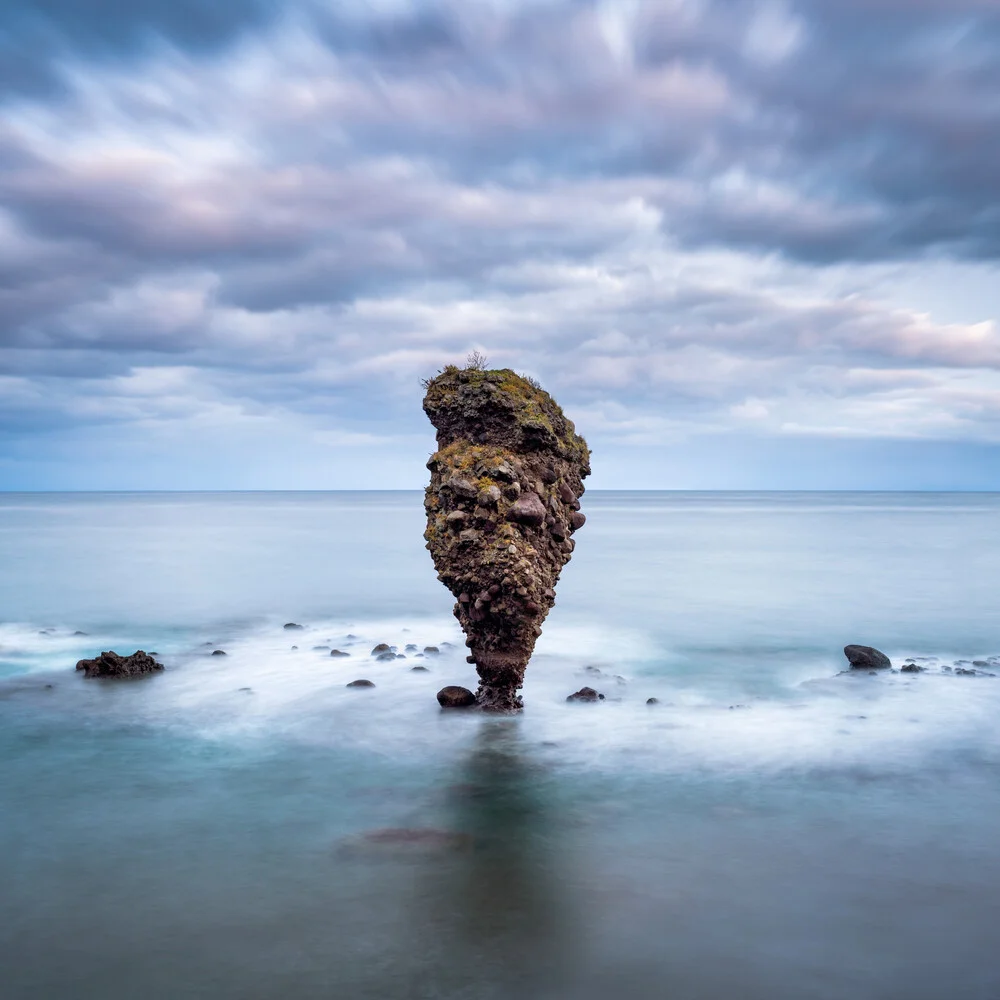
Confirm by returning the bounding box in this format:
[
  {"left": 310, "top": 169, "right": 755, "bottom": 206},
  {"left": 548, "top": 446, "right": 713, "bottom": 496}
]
[{"left": 2, "top": 491, "right": 1000, "bottom": 999}]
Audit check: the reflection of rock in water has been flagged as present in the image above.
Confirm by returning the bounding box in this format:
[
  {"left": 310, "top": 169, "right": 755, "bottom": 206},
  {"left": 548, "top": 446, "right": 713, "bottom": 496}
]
[
  {"left": 423, "top": 364, "right": 591, "bottom": 711},
  {"left": 435, "top": 723, "right": 575, "bottom": 994}
]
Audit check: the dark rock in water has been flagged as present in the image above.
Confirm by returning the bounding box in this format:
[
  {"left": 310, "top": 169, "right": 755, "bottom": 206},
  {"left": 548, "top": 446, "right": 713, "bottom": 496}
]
[
  {"left": 411, "top": 665, "right": 430, "bottom": 672},
  {"left": 211, "top": 649, "right": 227, "bottom": 656},
  {"left": 346, "top": 634, "right": 358, "bottom": 639},
  {"left": 283, "top": 622, "right": 303, "bottom": 630},
  {"left": 844, "top": 645, "right": 891, "bottom": 670},
  {"left": 424, "top": 645, "right": 440, "bottom": 654},
  {"left": 338, "top": 827, "right": 474, "bottom": 856},
  {"left": 376, "top": 652, "right": 397, "bottom": 662},
  {"left": 567, "top": 686, "right": 603, "bottom": 703},
  {"left": 405, "top": 644, "right": 418, "bottom": 651},
  {"left": 75, "top": 650, "right": 164, "bottom": 679},
  {"left": 436, "top": 685, "right": 477, "bottom": 708},
  {"left": 973, "top": 660, "right": 989, "bottom": 667},
  {"left": 955, "top": 667, "right": 977, "bottom": 676},
  {"left": 72, "top": 631, "right": 88, "bottom": 637},
  {"left": 346, "top": 679, "right": 375, "bottom": 688},
  {"left": 313, "top": 645, "right": 330, "bottom": 651},
  {"left": 330, "top": 649, "right": 350, "bottom": 657},
  {"left": 423, "top": 363, "right": 590, "bottom": 712},
  {"left": 290, "top": 645, "right": 298, "bottom": 650},
  {"left": 396, "top": 653, "right": 406, "bottom": 659},
  {"left": 900, "top": 663, "right": 923, "bottom": 673},
  {"left": 646, "top": 697, "right": 660, "bottom": 705},
  {"left": 371, "top": 643, "right": 392, "bottom": 655}
]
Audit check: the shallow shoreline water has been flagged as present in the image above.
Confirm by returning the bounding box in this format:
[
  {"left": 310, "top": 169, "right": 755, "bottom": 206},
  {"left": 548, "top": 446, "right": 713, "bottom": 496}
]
[{"left": 3, "top": 492, "right": 1000, "bottom": 998}]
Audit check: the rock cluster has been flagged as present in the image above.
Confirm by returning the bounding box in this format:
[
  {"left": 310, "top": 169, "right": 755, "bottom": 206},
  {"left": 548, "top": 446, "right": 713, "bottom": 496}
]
[
  {"left": 423, "top": 364, "right": 590, "bottom": 711},
  {"left": 75, "top": 650, "right": 163, "bottom": 678}
]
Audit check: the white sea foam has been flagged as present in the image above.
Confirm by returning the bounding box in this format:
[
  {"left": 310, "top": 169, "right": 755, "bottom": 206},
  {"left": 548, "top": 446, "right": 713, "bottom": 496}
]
[{"left": 8, "top": 613, "right": 999, "bottom": 780}]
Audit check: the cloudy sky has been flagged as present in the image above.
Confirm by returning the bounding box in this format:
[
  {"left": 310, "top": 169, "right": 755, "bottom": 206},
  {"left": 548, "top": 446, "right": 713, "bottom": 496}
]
[{"left": 1, "top": 0, "right": 998, "bottom": 489}]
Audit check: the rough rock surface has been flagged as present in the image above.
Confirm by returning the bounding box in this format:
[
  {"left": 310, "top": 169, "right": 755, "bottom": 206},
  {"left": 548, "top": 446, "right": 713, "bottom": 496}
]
[
  {"left": 844, "top": 644, "right": 892, "bottom": 670},
  {"left": 423, "top": 365, "right": 590, "bottom": 711},
  {"left": 566, "top": 686, "right": 603, "bottom": 702},
  {"left": 75, "top": 650, "right": 164, "bottom": 678},
  {"left": 436, "top": 685, "right": 477, "bottom": 707}
]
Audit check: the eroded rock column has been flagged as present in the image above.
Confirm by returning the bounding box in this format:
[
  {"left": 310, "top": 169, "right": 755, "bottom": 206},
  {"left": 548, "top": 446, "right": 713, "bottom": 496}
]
[{"left": 423, "top": 365, "right": 590, "bottom": 711}]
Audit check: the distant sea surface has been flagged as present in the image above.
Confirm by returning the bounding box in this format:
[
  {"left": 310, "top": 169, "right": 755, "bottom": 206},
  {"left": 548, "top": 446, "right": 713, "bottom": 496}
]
[{"left": 3, "top": 491, "right": 1000, "bottom": 999}]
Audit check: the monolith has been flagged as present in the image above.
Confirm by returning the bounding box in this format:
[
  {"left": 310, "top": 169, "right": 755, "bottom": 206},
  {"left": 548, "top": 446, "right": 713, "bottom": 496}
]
[{"left": 423, "top": 364, "right": 590, "bottom": 711}]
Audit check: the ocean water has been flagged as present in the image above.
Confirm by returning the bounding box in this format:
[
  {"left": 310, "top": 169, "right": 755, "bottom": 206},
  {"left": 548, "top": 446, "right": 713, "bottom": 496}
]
[{"left": 2, "top": 491, "right": 1000, "bottom": 999}]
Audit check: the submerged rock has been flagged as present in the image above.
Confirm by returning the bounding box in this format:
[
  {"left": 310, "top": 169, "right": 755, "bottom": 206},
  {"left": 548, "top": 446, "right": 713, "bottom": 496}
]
[
  {"left": 436, "top": 685, "right": 477, "bottom": 708},
  {"left": 566, "top": 686, "right": 604, "bottom": 703},
  {"left": 283, "top": 622, "right": 303, "bottom": 630},
  {"left": 338, "top": 827, "right": 474, "bottom": 856},
  {"left": 346, "top": 679, "right": 375, "bottom": 688},
  {"left": 423, "top": 363, "right": 590, "bottom": 711},
  {"left": 211, "top": 649, "right": 227, "bottom": 656},
  {"left": 75, "top": 650, "right": 164, "bottom": 679},
  {"left": 900, "top": 662, "right": 923, "bottom": 673},
  {"left": 844, "top": 644, "right": 892, "bottom": 670},
  {"left": 329, "top": 649, "right": 350, "bottom": 657}
]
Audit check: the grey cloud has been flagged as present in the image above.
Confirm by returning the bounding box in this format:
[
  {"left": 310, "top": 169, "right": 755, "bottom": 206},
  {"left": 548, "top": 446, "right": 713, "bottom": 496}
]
[{"left": 0, "top": 0, "right": 278, "bottom": 96}]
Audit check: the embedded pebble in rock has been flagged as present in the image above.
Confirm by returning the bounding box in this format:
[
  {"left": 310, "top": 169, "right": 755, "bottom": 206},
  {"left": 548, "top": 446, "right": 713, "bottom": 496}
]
[
  {"left": 423, "top": 363, "right": 590, "bottom": 712},
  {"left": 844, "top": 644, "right": 892, "bottom": 670},
  {"left": 436, "top": 685, "right": 477, "bottom": 708},
  {"left": 346, "top": 679, "right": 375, "bottom": 688},
  {"left": 566, "top": 687, "right": 603, "bottom": 703},
  {"left": 330, "top": 649, "right": 350, "bottom": 657}
]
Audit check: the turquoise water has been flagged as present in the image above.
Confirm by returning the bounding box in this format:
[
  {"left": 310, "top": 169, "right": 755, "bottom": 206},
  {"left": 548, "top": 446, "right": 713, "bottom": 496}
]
[{"left": 3, "top": 492, "right": 1000, "bottom": 998}]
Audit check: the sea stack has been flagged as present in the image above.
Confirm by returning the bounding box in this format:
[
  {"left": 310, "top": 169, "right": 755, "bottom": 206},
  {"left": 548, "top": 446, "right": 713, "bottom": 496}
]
[{"left": 423, "top": 362, "right": 591, "bottom": 711}]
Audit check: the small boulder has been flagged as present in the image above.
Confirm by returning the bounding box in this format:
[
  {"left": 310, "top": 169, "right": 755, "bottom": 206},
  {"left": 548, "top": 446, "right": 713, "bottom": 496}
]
[
  {"left": 376, "top": 652, "right": 397, "bottom": 662},
  {"left": 646, "top": 697, "right": 660, "bottom": 705},
  {"left": 844, "top": 645, "right": 891, "bottom": 670},
  {"left": 330, "top": 649, "right": 350, "bottom": 657},
  {"left": 437, "top": 685, "right": 477, "bottom": 708},
  {"left": 508, "top": 492, "right": 546, "bottom": 527},
  {"left": 900, "top": 663, "right": 923, "bottom": 673},
  {"left": 567, "top": 686, "right": 604, "bottom": 703},
  {"left": 424, "top": 646, "right": 440, "bottom": 655},
  {"left": 283, "top": 622, "right": 303, "bottom": 630},
  {"left": 347, "top": 679, "right": 375, "bottom": 688},
  {"left": 75, "top": 650, "right": 164, "bottom": 679},
  {"left": 211, "top": 649, "right": 227, "bottom": 656},
  {"left": 411, "top": 665, "right": 430, "bottom": 672},
  {"left": 371, "top": 643, "right": 392, "bottom": 655}
]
